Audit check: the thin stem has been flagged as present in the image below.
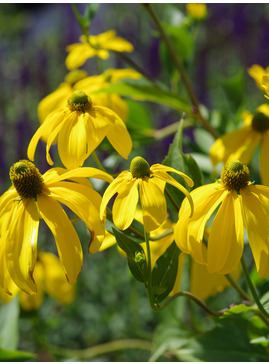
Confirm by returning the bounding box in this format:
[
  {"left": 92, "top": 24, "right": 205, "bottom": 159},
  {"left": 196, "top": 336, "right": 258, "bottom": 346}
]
[
  {"left": 112, "top": 51, "right": 160, "bottom": 88},
  {"left": 144, "top": 228, "right": 156, "bottom": 311},
  {"left": 50, "top": 339, "right": 152, "bottom": 360},
  {"left": 92, "top": 150, "right": 107, "bottom": 172},
  {"left": 165, "top": 189, "right": 180, "bottom": 212},
  {"left": 142, "top": 4, "right": 218, "bottom": 139},
  {"left": 149, "top": 228, "right": 174, "bottom": 241},
  {"left": 225, "top": 273, "right": 251, "bottom": 301},
  {"left": 241, "top": 256, "right": 269, "bottom": 320},
  {"left": 157, "top": 291, "right": 223, "bottom": 316}
]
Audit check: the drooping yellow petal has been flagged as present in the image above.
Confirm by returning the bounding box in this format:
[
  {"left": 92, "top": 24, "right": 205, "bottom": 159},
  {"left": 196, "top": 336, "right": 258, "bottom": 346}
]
[
  {"left": 260, "top": 132, "right": 269, "bottom": 186},
  {"left": 42, "top": 167, "right": 93, "bottom": 188},
  {"left": 98, "top": 230, "right": 117, "bottom": 251},
  {"left": 140, "top": 178, "right": 167, "bottom": 232},
  {"left": 104, "top": 37, "right": 134, "bottom": 52},
  {"left": 241, "top": 185, "right": 269, "bottom": 278},
  {"left": 40, "top": 252, "right": 75, "bottom": 305},
  {"left": 105, "top": 114, "right": 132, "bottom": 159},
  {"left": 57, "top": 112, "right": 89, "bottom": 168},
  {"left": 48, "top": 181, "right": 105, "bottom": 253},
  {"left": 43, "top": 166, "right": 113, "bottom": 185},
  {"left": 187, "top": 183, "right": 228, "bottom": 265},
  {"left": 100, "top": 171, "right": 130, "bottom": 221},
  {"left": 150, "top": 166, "right": 194, "bottom": 217},
  {"left": 37, "top": 194, "right": 83, "bottom": 285},
  {"left": 248, "top": 64, "right": 269, "bottom": 89},
  {"left": 174, "top": 197, "right": 192, "bottom": 255},
  {"left": 207, "top": 191, "right": 244, "bottom": 274},
  {"left": 27, "top": 109, "right": 65, "bottom": 163},
  {"left": 112, "top": 178, "right": 139, "bottom": 230},
  {"left": 151, "top": 164, "right": 194, "bottom": 187},
  {"left": 0, "top": 187, "right": 18, "bottom": 214},
  {"left": 6, "top": 200, "right": 39, "bottom": 294}
]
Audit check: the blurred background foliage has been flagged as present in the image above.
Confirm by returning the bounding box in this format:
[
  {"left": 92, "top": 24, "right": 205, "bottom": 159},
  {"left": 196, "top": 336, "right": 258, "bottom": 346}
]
[{"left": 1, "top": 3, "right": 269, "bottom": 361}]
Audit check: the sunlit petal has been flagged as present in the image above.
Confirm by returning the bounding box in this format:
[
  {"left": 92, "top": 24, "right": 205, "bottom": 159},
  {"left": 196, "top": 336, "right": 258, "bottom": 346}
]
[
  {"left": 65, "top": 43, "right": 97, "bottom": 70},
  {"left": 140, "top": 178, "right": 167, "bottom": 231},
  {"left": 241, "top": 185, "right": 269, "bottom": 277},
  {"left": 37, "top": 194, "right": 83, "bottom": 285},
  {"left": 112, "top": 178, "right": 139, "bottom": 230},
  {"left": 207, "top": 191, "right": 244, "bottom": 274},
  {"left": 48, "top": 181, "right": 105, "bottom": 253}
]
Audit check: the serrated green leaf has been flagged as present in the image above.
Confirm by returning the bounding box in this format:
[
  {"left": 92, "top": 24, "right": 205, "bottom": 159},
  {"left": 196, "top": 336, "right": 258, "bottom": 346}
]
[
  {"left": 152, "top": 242, "right": 181, "bottom": 303},
  {"left": 93, "top": 80, "right": 191, "bottom": 114},
  {"left": 222, "top": 303, "right": 255, "bottom": 316}
]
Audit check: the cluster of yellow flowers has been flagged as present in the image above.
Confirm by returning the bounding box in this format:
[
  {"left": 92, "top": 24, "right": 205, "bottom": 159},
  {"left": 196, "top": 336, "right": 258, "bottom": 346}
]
[{"left": 1, "top": 19, "right": 269, "bottom": 310}]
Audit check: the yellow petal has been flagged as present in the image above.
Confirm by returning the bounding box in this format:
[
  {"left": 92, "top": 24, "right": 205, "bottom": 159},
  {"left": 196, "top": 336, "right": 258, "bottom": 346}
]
[
  {"left": 42, "top": 167, "right": 93, "bottom": 188},
  {"left": 43, "top": 166, "right": 113, "bottom": 185},
  {"left": 84, "top": 112, "right": 108, "bottom": 156},
  {"left": 140, "top": 178, "right": 167, "bottom": 232},
  {"left": 260, "top": 132, "right": 269, "bottom": 186},
  {"left": 98, "top": 230, "right": 117, "bottom": 251},
  {"left": 6, "top": 200, "right": 39, "bottom": 294},
  {"left": 103, "top": 37, "right": 134, "bottom": 52},
  {"left": 151, "top": 164, "right": 194, "bottom": 187},
  {"left": 57, "top": 112, "right": 89, "bottom": 168},
  {"left": 27, "top": 109, "right": 65, "bottom": 163},
  {"left": 48, "top": 181, "right": 105, "bottom": 253},
  {"left": 40, "top": 252, "right": 75, "bottom": 305},
  {"left": 100, "top": 171, "right": 130, "bottom": 221},
  {"left": 188, "top": 183, "right": 227, "bottom": 265},
  {"left": 248, "top": 64, "right": 267, "bottom": 89},
  {"left": 112, "top": 178, "right": 139, "bottom": 230},
  {"left": 241, "top": 185, "right": 269, "bottom": 277},
  {"left": 209, "top": 126, "right": 259, "bottom": 166},
  {"left": 207, "top": 191, "right": 244, "bottom": 274},
  {"left": 65, "top": 43, "right": 97, "bottom": 70},
  {"left": 37, "top": 194, "right": 83, "bottom": 285},
  {"left": 174, "top": 198, "right": 192, "bottom": 254}
]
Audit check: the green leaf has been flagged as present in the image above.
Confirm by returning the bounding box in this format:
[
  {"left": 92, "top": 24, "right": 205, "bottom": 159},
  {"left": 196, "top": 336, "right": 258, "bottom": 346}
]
[
  {"left": 84, "top": 4, "right": 99, "bottom": 23},
  {"left": 152, "top": 242, "right": 181, "bottom": 303},
  {"left": 0, "top": 296, "right": 19, "bottom": 350},
  {"left": 93, "top": 79, "right": 191, "bottom": 114},
  {"left": 162, "top": 122, "right": 204, "bottom": 215},
  {"left": 109, "top": 225, "right": 147, "bottom": 283},
  {"left": 0, "top": 347, "right": 36, "bottom": 361},
  {"left": 222, "top": 303, "right": 255, "bottom": 317},
  {"left": 151, "top": 316, "right": 269, "bottom": 362}
]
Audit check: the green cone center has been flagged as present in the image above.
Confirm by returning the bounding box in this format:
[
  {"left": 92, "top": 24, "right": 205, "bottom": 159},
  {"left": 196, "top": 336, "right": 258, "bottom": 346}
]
[
  {"left": 68, "top": 90, "right": 92, "bottom": 112},
  {"left": 221, "top": 160, "right": 250, "bottom": 191},
  {"left": 130, "top": 156, "right": 151, "bottom": 178},
  {"left": 10, "top": 160, "right": 44, "bottom": 199}
]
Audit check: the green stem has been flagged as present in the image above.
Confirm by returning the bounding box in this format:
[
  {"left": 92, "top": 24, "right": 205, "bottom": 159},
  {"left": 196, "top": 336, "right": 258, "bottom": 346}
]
[
  {"left": 241, "top": 256, "right": 269, "bottom": 320},
  {"left": 157, "top": 291, "right": 223, "bottom": 316},
  {"left": 149, "top": 228, "right": 174, "bottom": 241},
  {"left": 92, "top": 150, "right": 107, "bottom": 172},
  {"left": 144, "top": 228, "right": 156, "bottom": 311},
  {"left": 49, "top": 339, "right": 152, "bottom": 360},
  {"left": 225, "top": 273, "right": 251, "bottom": 301},
  {"left": 165, "top": 189, "right": 180, "bottom": 212},
  {"left": 142, "top": 4, "right": 218, "bottom": 139}
]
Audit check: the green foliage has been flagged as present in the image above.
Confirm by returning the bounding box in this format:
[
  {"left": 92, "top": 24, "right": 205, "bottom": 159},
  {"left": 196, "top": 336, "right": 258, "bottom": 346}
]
[
  {"left": 0, "top": 297, "right": 19, "bottom": 350},
  {"left": 152, "top": 242, "right": 181, "bottom": 303}
]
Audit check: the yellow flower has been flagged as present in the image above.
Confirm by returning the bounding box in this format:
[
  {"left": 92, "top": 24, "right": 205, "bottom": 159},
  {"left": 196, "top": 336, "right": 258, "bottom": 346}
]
[
  {"left": 0, "top": 252, "right": 75, "bottom": 310},
  {"left": 65, "top": 30, "right": 134, "bottom": 70},
  {"left": 100, "top": 156, "right": 194, "bottom": 232},
  {"left": 175, "top": 160, "right": 269, "bottom": 278},
  {"left": 248, "top": 64, "right": 269, "bottom": 90},
  {"left": 38, "top": 70, "right": 88, "bottom": 124},
  {"left": 27, "top": 90, "right": 133, "bottom": 169},
  {"left": 0, "top": 160, "right": 113, "bottom": 294},
  {"left": 75, "top": 68, "right": 142, "bottom": 121},
  {"left": 186, "top": 3, "right": 207, "bottom": 20},
  {"left": 210, "top": 104, "right": 269, "bottom": 185},
  {"left": 38, "top": 68, "right": 141, "bottom": 125}
]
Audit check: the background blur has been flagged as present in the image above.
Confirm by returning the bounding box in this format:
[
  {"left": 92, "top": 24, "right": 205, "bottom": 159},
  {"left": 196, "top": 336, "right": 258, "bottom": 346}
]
[{"left": 0, "top": 3, "right": 269, "bottom": 361}]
